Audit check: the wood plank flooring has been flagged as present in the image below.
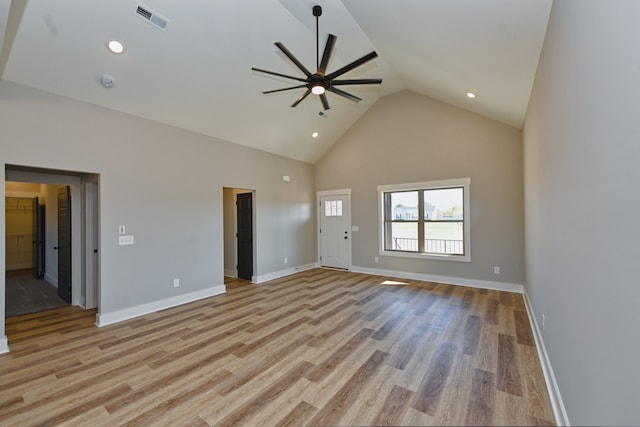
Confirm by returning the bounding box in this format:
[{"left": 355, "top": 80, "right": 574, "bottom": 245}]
[{"left": 0, "top": 268, "right": 555, "bottom": 426}]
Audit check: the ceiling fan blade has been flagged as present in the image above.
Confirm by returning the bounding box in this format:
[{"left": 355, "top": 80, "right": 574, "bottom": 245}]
[
  {"left": 291, "top": 89, "right": 312, "bottom": 107},
  {"left": 251, "top": 67, "right": 307, "bottom": 82},
  {"left": 318, "top": 34, "right": 337, "bottom": 76},
  {"left": 331, "top": 78, "right": 383, "bottom": 86},
  {"left": 320, "top": 93, "right": 330, "bottom": 110},
  {"left": 327, "top": 86, "right": 362, "bottom": 103},
  {"left": 325, "top": 51, "right": 378, "bottom": 80},
  {"left": 262, "top": 85, "right": 308, "bottom": 94},
  {"left": 275, "top": 42, "right": 313, "bottom": 77}
]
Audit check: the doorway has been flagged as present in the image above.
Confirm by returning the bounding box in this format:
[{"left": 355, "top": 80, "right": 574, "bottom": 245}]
[
  {"left": 318, "top": 189, "right": 351, "bottom": 270},
  {"left": 4, "top": 166, "right": 100, "bottom": 319},
  {"left": 5, "top": 190, "right": 69, "bottom": 316},
  {"left": 223, "top": 187, "right": 255, "bottom": 281}
]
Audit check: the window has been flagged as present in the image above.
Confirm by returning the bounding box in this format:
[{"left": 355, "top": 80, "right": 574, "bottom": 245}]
[
  {"left": 324, "top": 200, "right": 343, "bottom": 217},
  {"left": 378, "top": 178, "right": 470, "bottom": 262}
]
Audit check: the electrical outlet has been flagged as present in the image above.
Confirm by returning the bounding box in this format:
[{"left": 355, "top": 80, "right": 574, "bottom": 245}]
[
  {"left": 542, "top": 314, "right": 546, "bottom": 330},
  {"left": 284, "top": 257, "right": 288, "bottom": 264},
  {"left": 374, "top": 257, "right": 379, "bottom": 263},
  {"left": 493, "top": 266, "right": 501, "bottom": 274},
  {"left": 118, "top": 235, "right": 134, "bottom": 245},
  {"left": 173, "top": 278, "right": 180, "bottom": 288}
]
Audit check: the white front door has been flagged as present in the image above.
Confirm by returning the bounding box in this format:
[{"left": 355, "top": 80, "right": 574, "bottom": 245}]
[{"left": 319, "top": 194, "right": 350, "bottom": 269}]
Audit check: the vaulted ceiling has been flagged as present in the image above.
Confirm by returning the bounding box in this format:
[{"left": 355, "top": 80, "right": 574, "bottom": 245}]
[{"left": 0, "top": 0, "right": 552, "bottom": 163}]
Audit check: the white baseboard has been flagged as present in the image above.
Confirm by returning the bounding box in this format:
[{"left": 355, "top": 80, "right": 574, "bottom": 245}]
[
  {"left": 0, "top": 335, "right": 8, "bottom": 354},
  {"left": 523, "top": 291, "right": 570, "bottom": 426},
  {"left": 224, "top": 269, "right": 237, "bottom": 278},
  {"left": 95, "top": 284, "right": 226, "bottom": 327},
  {"left": 350, "top": 265, "right": 524, "bottom": 294},
  {"left": 45, "top": 273, "right": 58, "bottom": 287},
  {"left": 254, "top": 262, "right": 318, "bottom": 283}
]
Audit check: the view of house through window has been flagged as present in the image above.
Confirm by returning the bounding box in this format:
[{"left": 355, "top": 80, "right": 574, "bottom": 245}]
[{"left": 378, "top": 178, "right": 470, "bottom": 261}]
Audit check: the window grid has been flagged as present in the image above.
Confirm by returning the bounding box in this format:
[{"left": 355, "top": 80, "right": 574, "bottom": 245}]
[{"left": 324, "top": 200, "right": 343, "bottom": 217}]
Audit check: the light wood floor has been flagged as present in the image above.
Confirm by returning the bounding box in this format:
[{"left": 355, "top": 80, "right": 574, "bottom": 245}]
[{"left": 0, "top": 268, "right": 555, "bottom": 426}]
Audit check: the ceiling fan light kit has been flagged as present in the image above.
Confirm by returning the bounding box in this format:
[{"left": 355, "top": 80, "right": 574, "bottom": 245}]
[{"left": 251, "top": 5, "right": 382, "bottom": 110}]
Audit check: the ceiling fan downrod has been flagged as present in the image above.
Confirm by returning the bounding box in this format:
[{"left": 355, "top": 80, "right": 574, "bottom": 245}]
[{"left": 313, "top": 5, "right": 322, "bottom": 70}]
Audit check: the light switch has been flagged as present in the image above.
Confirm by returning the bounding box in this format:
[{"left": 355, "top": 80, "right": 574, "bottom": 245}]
[{"left": 118, "top": 225, "right": 126, "bottom": 235}]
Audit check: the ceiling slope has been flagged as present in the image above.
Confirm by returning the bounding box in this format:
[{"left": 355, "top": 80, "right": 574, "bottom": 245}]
[{"left": 1, "top": 0, "right": 551, "bottom": 163}]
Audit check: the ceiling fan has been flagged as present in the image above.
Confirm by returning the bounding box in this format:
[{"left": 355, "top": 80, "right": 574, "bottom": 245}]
[{"left": 251, "top": 5, "right": 382, "bottom": 110}]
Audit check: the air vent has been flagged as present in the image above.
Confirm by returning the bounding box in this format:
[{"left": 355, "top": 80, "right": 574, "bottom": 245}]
[
  {"left": 136, "top": 6, "right": 152, "bottom": 20},
  {"left": 135, "top": 4, "right": 169, "bottom": 31}
]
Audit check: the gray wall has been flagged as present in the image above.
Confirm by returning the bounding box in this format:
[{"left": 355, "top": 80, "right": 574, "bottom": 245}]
[
  {"left": 315, "top": 90, "right": 524, "bottom": 286},
  {"left": 524, "top": 1, "right": 640, "bottom": 425},
  {"left": 0, "top": 80, "right": 315, "bottom": 344}
]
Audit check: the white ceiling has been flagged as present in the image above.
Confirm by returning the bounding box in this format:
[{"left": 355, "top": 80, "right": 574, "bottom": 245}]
[{"left": 0, "top": 0, "right": 552, "bottom": 164}]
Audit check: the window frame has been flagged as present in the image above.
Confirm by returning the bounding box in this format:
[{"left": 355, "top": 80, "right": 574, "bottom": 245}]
[{"left": 377, "top": 178, "right": 471, "bottom": 262}]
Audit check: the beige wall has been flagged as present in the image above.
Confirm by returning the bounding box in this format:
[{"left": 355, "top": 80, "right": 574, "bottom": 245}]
[
  {"left": 4, "top": 182, "right": 46, "bottom": 271},
  {"left": 5, "top": 197, "right": 34, "bottom": 270},
  {"left": 524, "top": 1, "right": 640, "bottom": 424},
  {"left": 5, "top": 182, "right": 41, "bottom": 196},
  {"left": 315, "top": 90, "right": 524, "bottom": 286},
  {"left": 4, "top": 182, "right": 59, "bottom": 282}
]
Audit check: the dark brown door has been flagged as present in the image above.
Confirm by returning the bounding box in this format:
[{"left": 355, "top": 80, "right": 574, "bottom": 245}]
[
  {"left": 236, "top": 192, "right": 253, "bottom": 280},
  {"left": 31, "top": 197, "right": 45, "bottom": 279},
  {"left": 57, "top": 186, "right": 72, "bottom": 303}
]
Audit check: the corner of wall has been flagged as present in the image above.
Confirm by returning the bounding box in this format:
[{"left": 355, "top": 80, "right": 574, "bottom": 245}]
[{"left": 254, "top": 262, "right": 318, "bottom": 284}]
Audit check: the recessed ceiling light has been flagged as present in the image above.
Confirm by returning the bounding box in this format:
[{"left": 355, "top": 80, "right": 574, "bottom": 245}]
[
  {"left": 466, "top": 91, "right": 476, "bottom": 99},
  {"left": 312, "top": 132, "right": 319, "bottom": 138},
  {"left": 107, "top": 40, "right": 124, "bottom": 54}
]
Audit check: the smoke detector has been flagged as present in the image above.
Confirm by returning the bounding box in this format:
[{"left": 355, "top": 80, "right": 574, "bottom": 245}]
[{"left": 100, "top": 74, "right": 115, "bottom": 88}]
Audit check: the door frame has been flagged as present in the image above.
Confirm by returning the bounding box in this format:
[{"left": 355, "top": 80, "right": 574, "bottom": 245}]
[
  {"left": 223, "top": 187, "right": 256, "bottom": 281},
  {"left": 4, "top": 167, "right": 100, "bottom": 309},
  {"left": 316, "top": 189, "right": 352, "bottom": 270},
  {"left": 84, "top": 180, "right": 99, "bottom": 309}
]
